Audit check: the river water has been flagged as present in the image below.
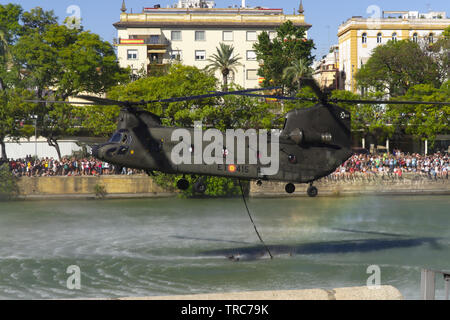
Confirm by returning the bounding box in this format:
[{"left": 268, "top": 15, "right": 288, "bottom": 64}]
[{"left": 0, "top": 195, "right": 448, "bottom": 300}]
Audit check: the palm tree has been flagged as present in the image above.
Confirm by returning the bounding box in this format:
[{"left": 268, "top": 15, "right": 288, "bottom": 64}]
[
  {"left": 282, "top": 58, "right": 313, "bottom": 91},
  {"left": 206, "top": 43, "right": 241, "bottom": 92}
]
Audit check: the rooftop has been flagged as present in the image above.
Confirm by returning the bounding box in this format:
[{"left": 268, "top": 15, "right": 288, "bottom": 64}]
[{"left": 114, "top": 2, "right": 309, "bottom": 29}]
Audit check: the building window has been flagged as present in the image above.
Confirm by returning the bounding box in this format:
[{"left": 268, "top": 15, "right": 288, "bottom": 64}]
[
  {"left": 223, "top": 31, "right": 233, "bottom": 41},
  {"left": 377, "top": 33, "right": 382, "bottom": 44},
  {"left": 362, "top": 33, "right": 367, "bottom": 44},
  {"left": 195, "top": 31, "right": 206, "bottom": 41},
  {"left": 246, "top": 50, "right": 257, "bottom": 61},
  {"left": 127, "top": 49, "right": 138, "bottom": 60},
  {"left": 392, "top": 32, "right": 397, "bottom": 42},
  {"left": 149, "top": 35, "right": 160, "bottom": 44},
  {"left": 170, "top": 50, "right": 182, "bottom": 61},
  {"left": 428, "top": 33, "right": 434, "bottom": 43},
  {"left": 412, "top": 33, "right": 418, "bottom": 43},
  {"left": 195, "top": 50, "right": 206, "bottom": 61},
  {"left": 246, "top": 69, "right": 258, "bottom": 80},
  {"left": 171, "top": 31, "right": 182, "bottom": 41},
  {"left": 227, "top": 71, "right": 235, "bottom": 81},
  {"left": 246, "top": 31, "right": 257, "bottom": 41}
]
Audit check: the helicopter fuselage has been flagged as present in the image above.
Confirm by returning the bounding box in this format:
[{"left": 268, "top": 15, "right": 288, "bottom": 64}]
[{"left": 91, "top": 103, "right": 353, "bottom": 186}]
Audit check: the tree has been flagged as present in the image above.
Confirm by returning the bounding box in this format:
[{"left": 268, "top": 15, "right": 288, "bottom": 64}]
[
  {"left": 253, "top": 20, "right": 315, "bottom": 93},
  {"left": 429, "top": 26, "right": 450, "bottom": 83},
  {"left": 0, "top": 89, "right": 34, "bottom": 160},
  {"left": 355, "top": 40, "right": 441, "bottom": 97},
  {"left": 0, "top": 163, "right": 19, "bottom": 200},
  {"left": 282, "top": 58, "right": 313, "bottom": 91},
  {"left": 388, "top": 82, "right": 450, "bottom": 145},
  {"left": 0, "top": 3, "right": 23, "bottom": 91},
  {"left": 205, "top": 43, "right": 241, "bottom": 92},
  {"left": 12, "top": 11, "right": 128, "bottom": 159},
  {"left": 21, "top": 6, "right": 57, "bottom": 34}
]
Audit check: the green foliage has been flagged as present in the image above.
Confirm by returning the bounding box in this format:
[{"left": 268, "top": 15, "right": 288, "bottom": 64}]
[
  {"left": 0, "top": 88, "right": 35, "bottom": 159},
  {"left": 282, "top": 58, "right": 313, "bottom": 91},
  {"left": 21, "top": 7, "right": 57, "bottom": 34},
  {"left": 0, "top": 163, "right": 19, "bottom": 201},
  {"left": 152, "top": 173, "right": 242, "bottom": 198},
  {"left": 388, "top": 82, "right": 450, "bottom": 144},
  {"left": 429, "top": 26, "right": 450, "bottom": 82},
  {"left": 8, "top": 7, "right": 128, "bottom": 158},
  {"left": 13, "top": 24, "right": 128, "bottom": 99},
  {"left": 355, "top": 40, "right": 441, "bottom": 96},
  {"left": 94, "top": 184, "right": 107, "bottom": 198},
  {"left": 253, "top": 21, "right": 315, "bottom": 93},
  {"left": 331, "top": 90, "right": 394, "bottom": 139}
]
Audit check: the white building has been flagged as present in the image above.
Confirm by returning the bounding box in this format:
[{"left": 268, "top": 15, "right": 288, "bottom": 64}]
[
  {"left": 338, "top": 10, "right": 449, "bottom": 92},
  {"left": 1, "top": 137, "right": 83, "bottom": 160},
  {"left": 114, "top": 1, "right": 310, "bottom": 88}
]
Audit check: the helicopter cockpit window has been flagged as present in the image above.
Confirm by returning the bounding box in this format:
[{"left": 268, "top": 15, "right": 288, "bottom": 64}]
[
  {"left": 121, "top": 134, "right": 128, "bottom": 144},
  {"left": 109, "top": 132, "right": 123, "bottom": 143}
]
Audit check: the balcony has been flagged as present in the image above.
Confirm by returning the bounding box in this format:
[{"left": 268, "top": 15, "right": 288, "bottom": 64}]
[{"left": 114, "top": 37, "right": 170, "bottom": 47}]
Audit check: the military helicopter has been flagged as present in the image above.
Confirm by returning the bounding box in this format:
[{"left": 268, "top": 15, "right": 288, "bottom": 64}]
[{"left": 27, "top": 79, "right": 450, "bottom": 197}]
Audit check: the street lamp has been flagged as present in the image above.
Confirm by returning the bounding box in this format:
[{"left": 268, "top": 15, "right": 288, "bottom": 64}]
[{"left": 30, "top": 114, "right": 38, "bottom": 159}]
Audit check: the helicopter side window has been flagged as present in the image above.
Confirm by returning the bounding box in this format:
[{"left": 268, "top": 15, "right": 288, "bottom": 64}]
[{"left": 122, "top": 134, "right": 128, "bottom": 144}]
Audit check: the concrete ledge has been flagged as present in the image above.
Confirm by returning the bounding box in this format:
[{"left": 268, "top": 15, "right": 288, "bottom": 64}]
[
  {"left": 117, "top": 286, "right": 403, "bottom": 300},
  {"left": 16, "top": 192, "right": 177, "bottom": 201}
]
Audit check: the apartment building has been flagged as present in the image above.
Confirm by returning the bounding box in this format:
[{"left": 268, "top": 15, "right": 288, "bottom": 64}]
[
  {"left": 113, "top": 0, "right": 311, "bottom": 88},
  {"left": 338, "top": 10, "right": 449, "bottom": 92}
]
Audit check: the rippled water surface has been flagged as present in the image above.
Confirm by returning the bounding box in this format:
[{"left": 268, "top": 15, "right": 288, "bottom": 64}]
[{"left": 0, "top": 196, "right": 449, "bottom": 299}]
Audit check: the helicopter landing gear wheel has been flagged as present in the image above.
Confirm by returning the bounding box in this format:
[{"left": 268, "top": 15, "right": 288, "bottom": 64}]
[
  {"left": 193, "top": 180, "right": 206, "bottom": 194},
  {"left": 285, "top": 183, "right": 296, "bottom": 194},
  {"left": 307, "top": 184, "right": 318, "bottom": 197},
  {"left": 177, "top": 178, "right": 189, "bottom": 191}
]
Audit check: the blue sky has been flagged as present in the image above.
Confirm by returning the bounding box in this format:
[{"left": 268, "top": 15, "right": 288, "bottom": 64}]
[{"left": 2, "top": 0, "right": 449, "bottom": 59}]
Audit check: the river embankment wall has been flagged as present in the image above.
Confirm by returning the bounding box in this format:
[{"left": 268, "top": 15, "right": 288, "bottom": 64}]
[
  {"left": 15, "top": 173, "right": 449, "bottom": 200},
  {"left": 251, "top": 173, "right": 450, "bottom": 197}
]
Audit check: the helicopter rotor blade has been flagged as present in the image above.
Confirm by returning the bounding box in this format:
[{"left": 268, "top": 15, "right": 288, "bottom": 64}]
[
  {"left": 300, "top": 77, "right": 329, "bottom": 103},
  {"left": 74, "top": 95, "right": 132, "bottom": 106},
  {"left": 141, "top": 87, "right": 281, "bottom": 104},
  {"left": 24, "top": 99, "right": 99, "bottom": 105},
  {"left": 328, "top": 99, "right": 450, "bottom": 106}
]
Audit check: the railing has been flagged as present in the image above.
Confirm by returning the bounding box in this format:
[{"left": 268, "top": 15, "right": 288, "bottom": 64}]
[
  {"left": 421, "top": 269, "right": 450, "bottom": 300},
  {"left": 113, "top": 38, "right": 170, "bottom": 46}
]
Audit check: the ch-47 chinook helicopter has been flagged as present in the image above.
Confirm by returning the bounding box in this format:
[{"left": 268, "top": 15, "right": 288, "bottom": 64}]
[{"left": 27, "top": 79, "right": 450, "bottom": 197}]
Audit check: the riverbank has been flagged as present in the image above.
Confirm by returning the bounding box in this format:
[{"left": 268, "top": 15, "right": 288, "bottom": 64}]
[
  {"left": 13, "top": 173, "right": 449, "bottom": 200},
  {"left": 117, "top": 286, "right": 403, "bottom": 300},
  {"left": 251, "top": 173, "right": 450, "bottom": 197}
]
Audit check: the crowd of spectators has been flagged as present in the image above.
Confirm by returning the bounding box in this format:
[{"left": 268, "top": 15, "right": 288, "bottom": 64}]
[
  {"left": 4, "top": 150, "right": 449, "bottom": 180},
  {"left": 328, "top": 149, "right": 449, "bottom": 180},
  {"left": 6, "top": 155, "right": 141, "bottom": 177}
]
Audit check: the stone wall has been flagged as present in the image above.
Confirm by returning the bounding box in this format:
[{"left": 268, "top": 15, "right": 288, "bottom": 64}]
[
  {"left": 17, "top": 175, "right": 175, "bottom": 199},
  {"left": 15, "top": 174, "right": 449, "bottom": 199},
  {"left": 250, "top": 173, "right": 450, "bottom": 197}
]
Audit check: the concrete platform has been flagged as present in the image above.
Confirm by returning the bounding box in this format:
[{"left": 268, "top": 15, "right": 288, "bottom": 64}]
[{"left": 117, "top": 286, "right": 403, "bottom": 300}]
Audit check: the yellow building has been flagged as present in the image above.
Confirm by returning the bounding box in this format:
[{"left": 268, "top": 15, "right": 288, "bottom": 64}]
[
  {"left": 338, "top": 10, "right": 449, "bottom": 92},
  {"left": 312, "top": 45, "right": 341, "bottom": 92},
  {"left": 113, "top": 0, "right": 311, "bottom": 88}
]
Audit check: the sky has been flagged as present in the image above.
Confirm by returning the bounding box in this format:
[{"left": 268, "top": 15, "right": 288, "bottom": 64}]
[{"left": 1, "top": 0, "right": 449, "bottom": 59}]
